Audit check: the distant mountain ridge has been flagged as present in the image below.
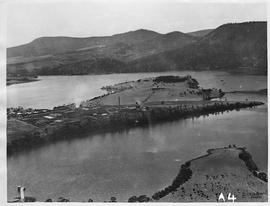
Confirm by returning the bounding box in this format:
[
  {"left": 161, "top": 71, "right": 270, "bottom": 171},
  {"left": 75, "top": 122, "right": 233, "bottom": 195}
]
[
  {"left": 7, "top": 29, "right": 161, "bottom": 58},
  {"left": 128, "top": 22, "right": 267, "bottom": 74},
  {"left": 7, "top": 21, "right": 267, "bottom": 75}
]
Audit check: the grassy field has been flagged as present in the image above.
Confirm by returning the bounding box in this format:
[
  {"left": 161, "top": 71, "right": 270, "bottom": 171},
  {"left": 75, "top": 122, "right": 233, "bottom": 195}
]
[{"left": 86, "top": 76, "right": 217, "bottom": 106}]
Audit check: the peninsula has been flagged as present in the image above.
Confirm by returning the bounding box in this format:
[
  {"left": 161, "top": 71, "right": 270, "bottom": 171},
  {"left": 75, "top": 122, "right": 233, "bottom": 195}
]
[
  {"left": 152, "top": 146, "right": 267, "bottom": 202},
  {"left": 7, "top": 75, "right": 264, "bottom": 154}
]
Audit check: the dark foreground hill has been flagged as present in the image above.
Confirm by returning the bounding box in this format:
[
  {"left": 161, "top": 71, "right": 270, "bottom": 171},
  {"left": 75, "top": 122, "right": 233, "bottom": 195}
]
[
  {"left": 7, "top": 21, "right": 267, "bottom": 76},
  {"left": 154, "top": 146, "right": 267, "bottom": 202}
]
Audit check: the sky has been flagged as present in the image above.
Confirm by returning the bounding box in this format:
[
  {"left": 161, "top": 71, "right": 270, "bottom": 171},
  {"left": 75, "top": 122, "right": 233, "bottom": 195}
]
[{"left": 5, "top": 0, "right": 267, "bottom": 47}]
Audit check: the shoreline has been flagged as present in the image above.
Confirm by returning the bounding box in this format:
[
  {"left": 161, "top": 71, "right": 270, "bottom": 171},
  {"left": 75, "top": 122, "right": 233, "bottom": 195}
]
[
  {"left": 6, "top": 70, "right": 267, "bottom": 87},
  {"left": 6, "top": 77, "right": 39, "bottom": 86}
]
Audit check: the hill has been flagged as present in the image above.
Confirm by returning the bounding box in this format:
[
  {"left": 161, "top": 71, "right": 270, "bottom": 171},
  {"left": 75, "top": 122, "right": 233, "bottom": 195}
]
[
  {"left": 7, "top": 22, "right": 267, "bottom": 75},
  {"left": 7, "top": 29, "right": 161, "bottom": 58},
  {"left": 129, "top": 22, "right": 267, "bottom": 74},
  {"left": 154, "top": 147, "right": 267, "bottom": 202},
  {"left": 7, "top": 29, "right": 197, "bottom": 75}
]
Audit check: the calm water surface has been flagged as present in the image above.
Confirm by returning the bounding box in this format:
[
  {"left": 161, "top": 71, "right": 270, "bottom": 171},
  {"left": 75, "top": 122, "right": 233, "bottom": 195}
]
[
  {"left": 7, "top": 71, "right": 266, "bottom": 109},
  {"left": 7, "top": 71, "right": 267, "bottom": 201}
]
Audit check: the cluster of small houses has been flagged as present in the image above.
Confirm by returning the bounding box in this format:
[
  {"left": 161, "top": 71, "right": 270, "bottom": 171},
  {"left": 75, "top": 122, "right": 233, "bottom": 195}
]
[
  {"left": 7, "top": 107, "right": 48, "bottom": 119},
  {"left": 7, "top": 104, "right": 77, "bottom": 122}
]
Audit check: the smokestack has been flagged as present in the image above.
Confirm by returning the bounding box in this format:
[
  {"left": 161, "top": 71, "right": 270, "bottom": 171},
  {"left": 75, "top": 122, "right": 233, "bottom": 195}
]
[
  {"left": 118, "top": 96, "right": 120, "bottom": 106},
  {"left": 17, "top": 186, "right": 25, "bottom": 202}
]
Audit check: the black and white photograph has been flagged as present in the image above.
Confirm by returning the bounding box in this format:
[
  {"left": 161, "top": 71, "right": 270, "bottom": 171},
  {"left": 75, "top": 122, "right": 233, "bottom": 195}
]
[{"left": 1, "top": 0, "right": 268, "bottom": 203}]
